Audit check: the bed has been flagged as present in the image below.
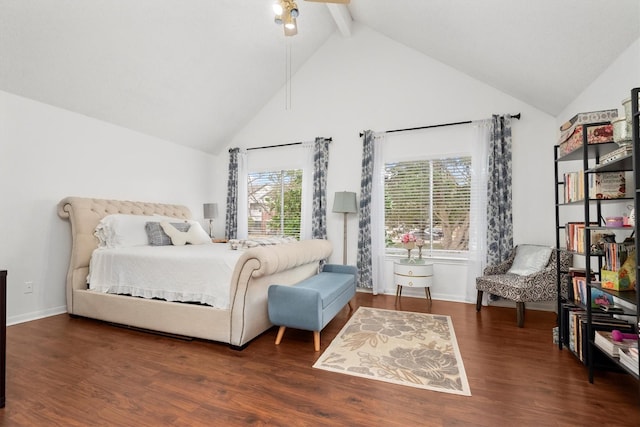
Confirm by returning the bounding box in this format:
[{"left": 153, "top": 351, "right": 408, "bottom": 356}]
[{"left": 57, "top": 196, "right": 333, "bottom": 348}]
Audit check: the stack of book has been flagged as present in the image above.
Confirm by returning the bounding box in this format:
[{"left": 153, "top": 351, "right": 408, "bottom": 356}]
[
  {"left": 563, "top": 304, "right": 635, "bottom": 363},
  {"left": 593, "top": 330, "right": 637, "bottom": 358},
  {"left": 598, "top": 144, "right": 633, "bottom": 165},
  {"left": 618, "top": 347, "right": 639, "bottom": 375}
]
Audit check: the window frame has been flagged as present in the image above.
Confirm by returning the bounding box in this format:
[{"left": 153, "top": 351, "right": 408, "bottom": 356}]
[
  {"left": 246, "top": 168, "right": 303, "bottom": 239},
  {"left": 383, "top": 154, "right": 472, "bottom": 258}
]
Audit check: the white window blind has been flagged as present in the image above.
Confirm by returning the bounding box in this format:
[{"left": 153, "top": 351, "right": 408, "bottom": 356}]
[
  {"left": 384, "top": 157, "right": 471, "bottom": 252},
  {"left": 247, "top": 169, "right": 302, "bottom": 238}
]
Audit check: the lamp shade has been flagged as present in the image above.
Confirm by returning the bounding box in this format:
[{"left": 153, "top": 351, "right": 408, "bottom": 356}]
[
  {"left": 203, "top": 203, "right": 218, "bottom": 219},
  {"left": 332, "top": 191, "right": 357, "bottom": 214}
]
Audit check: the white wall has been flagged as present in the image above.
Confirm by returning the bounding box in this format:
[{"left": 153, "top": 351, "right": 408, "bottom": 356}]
[
  {"left": 0, "top": 91, "right": 216, "bottom": 324},
  {"left": 227, "top": 23, "right": 557, "bottom": 302},
  {"left": 558, "top": 38, "right": 640, "bottom": 126}
]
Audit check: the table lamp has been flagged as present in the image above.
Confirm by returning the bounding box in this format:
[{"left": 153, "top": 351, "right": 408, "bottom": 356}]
[{"left": 203, "top": 203, "right": 218, "bottom": 238}]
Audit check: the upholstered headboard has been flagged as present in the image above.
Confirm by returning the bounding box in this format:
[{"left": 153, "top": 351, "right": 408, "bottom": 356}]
[{"left": 57, "top": 197, "right": 192, "bottom": 310}]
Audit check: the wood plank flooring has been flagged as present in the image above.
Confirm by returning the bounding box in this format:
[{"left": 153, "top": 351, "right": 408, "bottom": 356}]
[{"left": 1, "top": 293, "right": 639, "bottom": 426}]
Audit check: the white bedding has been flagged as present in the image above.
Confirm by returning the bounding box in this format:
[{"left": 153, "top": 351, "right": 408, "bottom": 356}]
[{"left": 88, "top": 244, "right": 244, "bottom": 308}]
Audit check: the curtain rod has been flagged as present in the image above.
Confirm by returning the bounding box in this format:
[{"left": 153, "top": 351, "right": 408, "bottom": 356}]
[
  {"left": 229, "top": 137, "right": 332, "bottom": 152},
  {"left": 358, "top": 113, "right": 521, "bottom": 137}
]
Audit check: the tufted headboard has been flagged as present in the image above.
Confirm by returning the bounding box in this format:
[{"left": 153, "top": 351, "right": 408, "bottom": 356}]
[{"left": 57, "top": 197, "right": 192, "bottom": 310}]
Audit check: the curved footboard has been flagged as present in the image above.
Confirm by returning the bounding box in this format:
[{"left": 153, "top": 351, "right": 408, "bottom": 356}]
[{"left": 228, "top": 239, "right": 333, "bottom": 347}]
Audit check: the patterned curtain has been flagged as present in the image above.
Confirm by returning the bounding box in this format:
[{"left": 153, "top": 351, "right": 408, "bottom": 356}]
[
  {"left": 225, "top": 148, "right": 239, "bottom": 240},
  {"left": 312, "top": 137, "right": 330, "bottom": 239},
  {"left": 357, "top": 130, "right": 375, "bottom": 288},
  {"left": 486, "top": 115, "right": 513, "bottom": 265}
]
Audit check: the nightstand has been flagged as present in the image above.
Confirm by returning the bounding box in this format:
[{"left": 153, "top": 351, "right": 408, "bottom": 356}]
[{"left": 393, "top": 260, "right": 433, "bottom": 302}]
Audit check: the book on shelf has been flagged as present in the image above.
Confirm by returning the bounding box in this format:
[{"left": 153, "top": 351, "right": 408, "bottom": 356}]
[
  {"left": 598, "top": 144, "right": 633, "bottom": 165},
  {"left": 563, "top": 171, "right": 625, "bottom": 202},
  {"left": 602, "top": 243, "right": 634, "bottom": 271},
  {"left": 618, "top": 348, "right": 639, "bottom": 375},
  {"left": 563, "top": 304, "right": 634, "bottom": 363},
  {"left": 601, "top": 246, "right": 636, "bottom": 291},
  {"left": 575, "top": 282, "right": 614, "bottom": 308},
  {"left": 565, "top": 222, "right": 614, "bottom": 254},
  {"left": 599, "top": 305, "right": 627, "bottom": 314},
  {"left": 590, "top": 172, "right": 626, "bottom": 200},
  {"left": 593, "top": 330, "right": 638, "bottom": 358}
]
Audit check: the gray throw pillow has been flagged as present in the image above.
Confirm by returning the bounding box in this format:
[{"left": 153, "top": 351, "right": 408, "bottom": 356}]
[
  {"left": 507, "top": 245, "right": 552, "bottom": 276},
  {"left": 145, "top": 221, "right": 190, "bottom": 246}
]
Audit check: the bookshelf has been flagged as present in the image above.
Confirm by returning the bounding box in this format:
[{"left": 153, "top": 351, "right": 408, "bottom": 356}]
[{"left": 554, "top": 88, "right": 640, "bottom": 384}]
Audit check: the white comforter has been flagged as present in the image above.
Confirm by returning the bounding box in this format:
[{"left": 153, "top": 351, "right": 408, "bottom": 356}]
[{"left": 88, "top": 244, "right": 244, "bottom": 309}]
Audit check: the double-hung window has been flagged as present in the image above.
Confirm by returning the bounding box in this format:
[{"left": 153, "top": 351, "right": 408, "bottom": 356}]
[
  {"left": 247, "top": 169, "right": 302, "bottom": 238},
  {"left": 384, "top": 156, "right": 471, "bottom": 254}
]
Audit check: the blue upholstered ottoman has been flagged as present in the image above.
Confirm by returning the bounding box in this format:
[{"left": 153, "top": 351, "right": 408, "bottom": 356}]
[{"left": 268, "top": 264, "right": 357, "bottom": 351}]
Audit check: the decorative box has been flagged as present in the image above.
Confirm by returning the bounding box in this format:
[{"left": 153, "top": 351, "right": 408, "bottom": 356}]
[
  {"left": 558, "top": 124, "right": 614, "bottom": 157},
  {"left": 601, "top": 269, "right": 634, "bottom": 291},
  {"left": 559, "top": 109, "right": 618, "bottom": 140}
]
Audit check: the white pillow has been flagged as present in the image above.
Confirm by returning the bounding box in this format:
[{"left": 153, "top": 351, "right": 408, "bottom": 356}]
[
  {"left": 95, "top": 214, "right": 183, "bottom": 248},
  {"left": 507, "top": 245, "right": 553, "bottom": 276},
  {"left": 160, "top": 220, "right": 211, "bottom": 246}
]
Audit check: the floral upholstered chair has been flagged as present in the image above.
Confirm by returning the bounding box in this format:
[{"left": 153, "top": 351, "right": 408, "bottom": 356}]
[{"left": 475, "top": 245, "right": 572, "bottom": 327}]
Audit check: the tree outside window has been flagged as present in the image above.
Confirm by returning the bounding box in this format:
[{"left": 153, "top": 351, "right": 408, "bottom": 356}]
[
  {"left": 384, "top": 157, "right": 471, "bottom": 253},
  {"left": 247, "top": 169, "right": 302, "bottom": 238}
]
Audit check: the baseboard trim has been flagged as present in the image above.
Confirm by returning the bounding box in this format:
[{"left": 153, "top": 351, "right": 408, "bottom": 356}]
[{"left": 8, "top": 306, "right": 67, "bottom": 326}]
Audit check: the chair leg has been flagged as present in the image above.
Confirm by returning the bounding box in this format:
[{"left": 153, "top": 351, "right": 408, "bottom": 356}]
[
  {"left": 516, "top": 302, "right": 525, "bottom": 328},
  {"left": 313, "top": 331, "right": 320, "bottom": 352},
  {"left": 476, "top": 290, "right": 483, "bottom": 311},
  {"left": 275, "top": 326, "right": 286, "bottom": 345}
]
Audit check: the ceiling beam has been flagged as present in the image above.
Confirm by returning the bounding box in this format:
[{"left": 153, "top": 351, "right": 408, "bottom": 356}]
[{"left": 326, "top": 4, "right": 352, "bottom": 37}]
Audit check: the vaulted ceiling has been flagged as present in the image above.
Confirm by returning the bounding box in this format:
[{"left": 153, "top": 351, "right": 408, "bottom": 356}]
[{"left": 1, "top": 0, "right": 638, "bottom": 154}]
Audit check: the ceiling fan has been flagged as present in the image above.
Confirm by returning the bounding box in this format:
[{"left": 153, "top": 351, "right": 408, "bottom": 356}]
[{"left": 273, "top": 0, "right": 351, "bottom": 36}]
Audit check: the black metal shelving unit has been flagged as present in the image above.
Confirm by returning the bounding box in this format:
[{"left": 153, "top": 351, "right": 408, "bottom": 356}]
[{"left": 554, "top": 90, "right": 640, "bottom": 387}]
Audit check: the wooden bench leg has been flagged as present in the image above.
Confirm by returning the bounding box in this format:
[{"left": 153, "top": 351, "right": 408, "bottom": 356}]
[
  {"left": 476, "top": 290, "right": 483, "bottom": 311},
  {"left": 348, "top": 298, "right": 355, "bottom": 311},
  {"left": 275, "top": 326, "right": 286, "bottom": 345},
  {"left": 313, "top": 331, "right": 320, "bottom": 352}
]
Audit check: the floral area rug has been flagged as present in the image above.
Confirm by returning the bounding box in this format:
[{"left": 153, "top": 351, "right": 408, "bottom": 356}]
[{"left": 313, "top": 307, "right": 471, "bottom": 396}]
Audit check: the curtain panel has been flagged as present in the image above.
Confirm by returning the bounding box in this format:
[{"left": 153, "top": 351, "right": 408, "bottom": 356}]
[
  {"left": 486, "top": 115, "right": 514, "bottom": 266},
  {"left": 225, "top": 148, "right": 239, "bottom": 240},
  {"left": 312, "top": 137, "right": 330, "bottom": 240},
  {"left": 357, "top": 130, "right": 375, "bottom": 289}
]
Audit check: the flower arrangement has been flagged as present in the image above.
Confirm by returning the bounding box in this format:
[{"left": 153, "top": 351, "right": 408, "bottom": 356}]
[
  {"left": 400, "top": 233, "right": 416, "bottom": 259},
  {"left": 401, "top": 233, "right": 416, "bottom": 243}
]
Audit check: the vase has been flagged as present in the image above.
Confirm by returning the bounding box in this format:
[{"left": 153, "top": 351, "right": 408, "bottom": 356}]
[{"left": 402, "top": 242, "right": 415, "bottom": 259}]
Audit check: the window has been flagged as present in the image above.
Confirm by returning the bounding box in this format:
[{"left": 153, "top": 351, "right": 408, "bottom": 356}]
[
  {"left": 247, "top": 169, "right": 302, "bottom": 238},
  {"left": 384, "top": 156, "right": 471, "bottom": 253}
]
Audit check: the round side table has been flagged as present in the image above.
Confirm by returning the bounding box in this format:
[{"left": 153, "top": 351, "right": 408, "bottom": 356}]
[{"left": 393, "top": 260, "right": 433, "bottom": 303}]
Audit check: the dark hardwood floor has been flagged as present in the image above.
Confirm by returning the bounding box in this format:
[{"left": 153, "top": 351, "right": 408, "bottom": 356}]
[{"left": 1, "top": 293, "right": 638, "bottom": 426}]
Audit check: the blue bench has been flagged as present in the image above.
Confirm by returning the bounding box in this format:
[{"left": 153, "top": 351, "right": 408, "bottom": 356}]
[{"left": 268, "top": 264, "right": 357, "bottom": 351}]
